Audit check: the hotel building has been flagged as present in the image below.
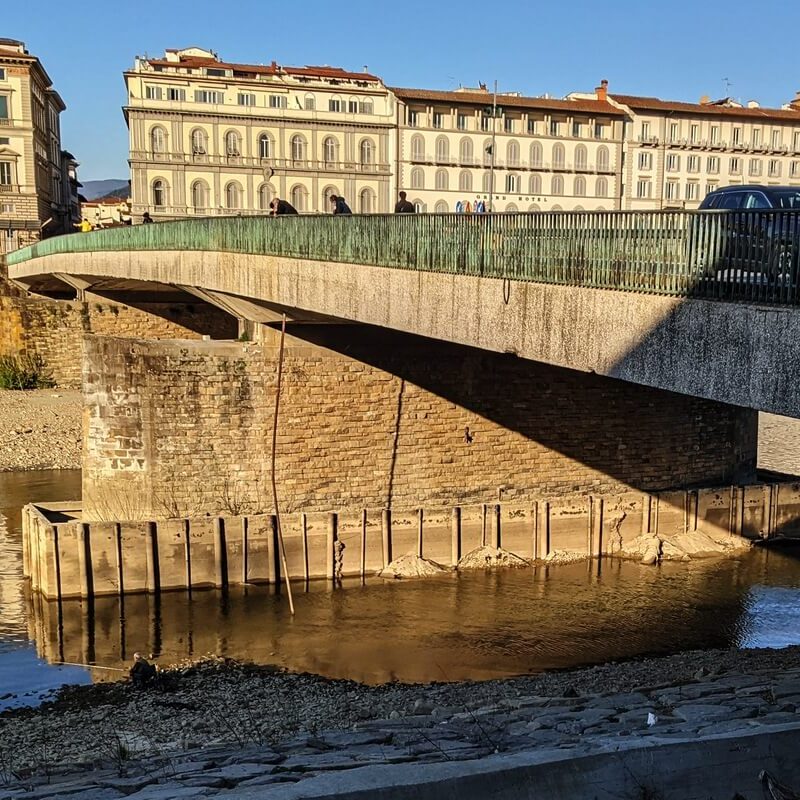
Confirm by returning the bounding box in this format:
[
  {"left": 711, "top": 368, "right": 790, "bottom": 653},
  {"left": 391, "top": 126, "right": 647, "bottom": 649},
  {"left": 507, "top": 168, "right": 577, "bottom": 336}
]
[
  {"left": 124, "top": 47, "right": 395, "bottom": 220},
  {"left": 392, "top": 82, "right": 624, "bottom": 212}
]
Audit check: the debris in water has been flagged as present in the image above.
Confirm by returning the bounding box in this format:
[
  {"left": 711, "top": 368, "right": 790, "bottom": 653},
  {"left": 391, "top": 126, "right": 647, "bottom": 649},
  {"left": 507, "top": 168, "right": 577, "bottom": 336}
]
[
  {"left": 543, "top": 550, "right": 586, "bottom": 565},
  {"left": 457, "top": 546, "right": 529, "bottom": 570},
  {"left": 378, "top": 553, "right": 449, "bottom": 579}
]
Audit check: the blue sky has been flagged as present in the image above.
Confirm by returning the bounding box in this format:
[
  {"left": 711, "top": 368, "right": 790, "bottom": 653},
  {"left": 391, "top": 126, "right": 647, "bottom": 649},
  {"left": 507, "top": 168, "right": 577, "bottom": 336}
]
[{"left": 7, "top": 0, "right": 800, "bottom": 180}]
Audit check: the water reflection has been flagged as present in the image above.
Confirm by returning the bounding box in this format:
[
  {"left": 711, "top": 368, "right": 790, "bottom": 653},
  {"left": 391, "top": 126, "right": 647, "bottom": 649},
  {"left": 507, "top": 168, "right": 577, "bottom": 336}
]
[
  {"left": 26, "top": 550, "right": 800, "bottom": 685},
  {"left": 5, "top": 469, "right": 800, "bottom": 695},
  {"left": 0, "top": 470, "right": 87, "bottom": 707}
]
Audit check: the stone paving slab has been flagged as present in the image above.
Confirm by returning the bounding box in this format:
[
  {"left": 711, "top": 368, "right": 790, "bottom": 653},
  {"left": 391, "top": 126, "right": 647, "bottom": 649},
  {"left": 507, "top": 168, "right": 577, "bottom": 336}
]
[{"left": 5, "top": 661, "right": 800, "bottom": 799}]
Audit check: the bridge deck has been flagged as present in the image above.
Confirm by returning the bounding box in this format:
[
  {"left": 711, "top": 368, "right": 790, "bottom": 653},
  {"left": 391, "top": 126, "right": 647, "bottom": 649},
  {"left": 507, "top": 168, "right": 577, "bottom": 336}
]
[{"left": 8, "top": 210, "right": 800, "bottom": 306}]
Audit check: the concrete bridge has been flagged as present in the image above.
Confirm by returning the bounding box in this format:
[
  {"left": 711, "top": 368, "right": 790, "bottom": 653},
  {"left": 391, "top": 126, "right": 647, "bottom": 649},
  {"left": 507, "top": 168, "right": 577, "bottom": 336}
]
[{"left": 7, "top": 211, "right": 800, "bottom": 528}]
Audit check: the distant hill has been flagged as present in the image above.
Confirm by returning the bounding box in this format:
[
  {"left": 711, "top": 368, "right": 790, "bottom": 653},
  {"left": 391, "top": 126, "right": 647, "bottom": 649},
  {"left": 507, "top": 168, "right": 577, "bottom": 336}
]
[{"left": 82, "top": 179, "right": 129, "bottom": 201}]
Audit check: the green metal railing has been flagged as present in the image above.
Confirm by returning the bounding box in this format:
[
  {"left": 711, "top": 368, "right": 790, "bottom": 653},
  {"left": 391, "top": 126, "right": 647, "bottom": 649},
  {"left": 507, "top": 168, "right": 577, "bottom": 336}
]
[{"left": 8, "top": 210, "right": 800, "bottom": 305}]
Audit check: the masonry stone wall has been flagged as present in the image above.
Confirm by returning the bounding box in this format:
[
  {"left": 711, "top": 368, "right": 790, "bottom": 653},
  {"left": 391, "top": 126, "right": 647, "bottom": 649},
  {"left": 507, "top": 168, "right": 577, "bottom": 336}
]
[
  {"left": 0, "top": 266, "right": 237, "bottom": 387},
  {"left": 81, "top": 329, "right": 758, "bottom": 522}
]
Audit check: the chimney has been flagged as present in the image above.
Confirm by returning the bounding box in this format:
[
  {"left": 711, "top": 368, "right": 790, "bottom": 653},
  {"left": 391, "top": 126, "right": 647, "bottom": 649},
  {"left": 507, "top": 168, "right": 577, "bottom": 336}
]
[
  {"left": 791, "top": 91, "right": 800, "bottom": 110},
  {"left": 699, "top": 95, "right": 711, "bottom": 105},
  {"left": 595, "top": 79, "right": 608, "bottom": 102}
]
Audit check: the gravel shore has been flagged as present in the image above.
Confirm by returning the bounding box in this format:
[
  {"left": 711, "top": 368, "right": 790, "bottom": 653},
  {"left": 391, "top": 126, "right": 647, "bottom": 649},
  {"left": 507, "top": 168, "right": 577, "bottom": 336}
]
[
  {"left": 0, "top": 389, "right": 81, "bottom": 472},
  {"left": 3, "top": 645, "right": 800, "bottom": 776}
]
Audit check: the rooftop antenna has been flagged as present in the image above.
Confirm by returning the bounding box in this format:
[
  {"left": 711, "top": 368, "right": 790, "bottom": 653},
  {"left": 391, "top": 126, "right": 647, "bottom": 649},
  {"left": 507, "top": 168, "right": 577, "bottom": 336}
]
[{"left": 722, "top": 77, "right": 732, "bottom": 97}]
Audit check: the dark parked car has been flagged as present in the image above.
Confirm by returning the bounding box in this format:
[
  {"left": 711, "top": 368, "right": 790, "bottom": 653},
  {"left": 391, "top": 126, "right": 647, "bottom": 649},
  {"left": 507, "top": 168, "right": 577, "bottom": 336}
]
[
  {"left": 699, "top": 184, "right": 800, "bottom": 210},
  {"left": 695, "top": 185, "right": 800, "bottom": 282}
]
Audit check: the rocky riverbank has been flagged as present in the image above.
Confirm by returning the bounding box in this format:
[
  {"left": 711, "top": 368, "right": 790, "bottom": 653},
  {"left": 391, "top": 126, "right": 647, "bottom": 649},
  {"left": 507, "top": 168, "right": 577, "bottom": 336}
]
[
  {"left": 0, "top": 389, "right": 81, "bottom": 471},
  {"left": 3, "top": 646, "right": 800, "bottom": 797}
]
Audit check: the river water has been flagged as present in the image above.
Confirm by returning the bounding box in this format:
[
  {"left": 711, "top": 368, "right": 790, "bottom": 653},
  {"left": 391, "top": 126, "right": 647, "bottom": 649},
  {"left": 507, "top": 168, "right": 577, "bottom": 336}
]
[{"left": 3, "top": 470, "right": 800, "bottom": 708}]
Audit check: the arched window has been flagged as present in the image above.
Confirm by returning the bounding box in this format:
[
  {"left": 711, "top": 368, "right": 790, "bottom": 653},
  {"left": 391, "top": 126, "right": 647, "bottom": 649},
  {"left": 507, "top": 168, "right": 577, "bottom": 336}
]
[
  {"left": 505, "top": 173, "right": 519, "bottom": 193},
  {"left": 359, "top": 188, "right": 375, "bottom": 213},
  {"left": 322, "top": 136, "right": 338, "bottom": 165},
  {"left": 151, "top": 179, "right": 167, "bottom": 208},
  {"left": 506, "top": 202, "right": 518, "bottom": 212},
  {"left": 258, "top": 183, "right": 274, "bottom": 211},
  {"left": 225, "top": 181, "right": 242, "bottom": 209},
  {"left": 483, "top": 139, "right": 493, "bottom": 166},
  {"left": 258, "top": 133, "right": 272, "bottom": 160},
  {"left": 190, "top": 179, "right": 208, "bottom": 211},
  {"left": 304, "top": 93, "right": 316, "bottom": 110},
  {"left": 596, "top": 177, "right": 608, "bottom": 197},
  {"left": 528, "top": 174, "right": 542, "bottom": 194},
  {"left": 507, "top": 140, "right": 520, "bottom": 167},
  {"left": 191, "top": 128, "right": 207, "bottom": 155},
  {"left": 574, "top": 205, "right": 584, "bottom": 211},
  {"left": 458, "top": 170, "right": 472, "bottom": 192},
  {"left": 528, "top": 203, "right": 541, "bottom": 212},
  {"left": 225, "top": 130, "right": 241, "bottom": 156},
  {"left": 552, "top": 143, "right": 565, "bottom": 169},
  {"left": 411, "top": 135, "right": 425, "bottom": 161},
  {"left": 482, "top": 172, "right": 491, "bottom": 192},
  {"left": 435, "top": 168, "right": 449, "bottom": 190},
  {"left": 435, "top": 136, "right": 449, "bottom": 162},
  {"left": 359, "top": 138, "right": 375, "bottom": 168},
  {"left": 322, "top": 185, "right": 339, "bottom": 210},
  {"left": 552, "top": 175, "right": 564, "bottom": 195},
  {"left": 574, "top": 144, "right": 588, "bottom": 170},
  {"left": 529, "top": 141, "right": 543, "bottom": 168},
  {"left": 597, "top": 145, "right": 610, "bottom": 172},
  {"left": 150, "top": 126, "right": 166, "bottom": 154},
  {"left": 291, "top": 134, "right": 306, "bottom": 163},
  {"left": 459, "top": 137, "right": 473, "bottom": 164},
  {"left": 434, "top": 200, "right": 448, "bottom": 213},
  {"left": 410, "top": 167, "right": 424, "bottom": 189},
  {"left": 290, "top": 184, "right": 307, "bottom": 212},
  {"left": 574, "top": 176, "right": 586, "bottom": 197},
  {"left": 551, "top": 204, "right": 563, "bottom": 211},
  {"left": 413, "top": 199, "right": 424, "bottom": 213}
]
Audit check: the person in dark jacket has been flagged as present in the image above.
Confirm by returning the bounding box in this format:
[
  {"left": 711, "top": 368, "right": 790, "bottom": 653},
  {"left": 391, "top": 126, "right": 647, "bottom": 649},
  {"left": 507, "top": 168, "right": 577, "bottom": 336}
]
[
  {"left": 269, "top": 198, "right": 299, "bottom": 216},
  {"left": 394, "top": 191, "right": 415, "bottom": 213},
  {"left": 330, "top": 195, "right": 352, "bottom": 215},
  {"left": 130, "top": 653, "right": 157, "bottom": 687},
  {"left": 331, "top": 194, "right": 353, "bottom": 214}
]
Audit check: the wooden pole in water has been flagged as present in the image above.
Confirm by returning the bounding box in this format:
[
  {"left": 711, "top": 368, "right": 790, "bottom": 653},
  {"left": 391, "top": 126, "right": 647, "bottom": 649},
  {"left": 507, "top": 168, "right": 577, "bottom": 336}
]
[{"left": 270, "top": 314, "right": 295, "bottom": 615}]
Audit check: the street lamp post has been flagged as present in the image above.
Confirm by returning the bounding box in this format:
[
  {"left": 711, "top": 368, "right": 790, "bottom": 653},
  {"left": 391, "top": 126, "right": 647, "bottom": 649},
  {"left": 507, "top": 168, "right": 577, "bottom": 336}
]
[{"left": 488, "top": 80, "right": 498, "bottom": 211}]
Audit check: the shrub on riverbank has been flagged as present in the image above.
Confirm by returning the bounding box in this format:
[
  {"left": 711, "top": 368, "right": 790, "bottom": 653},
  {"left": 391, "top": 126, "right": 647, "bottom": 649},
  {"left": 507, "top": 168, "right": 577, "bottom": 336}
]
[{"left": 0, "top": 354, "right": 54, "bottom": 390}]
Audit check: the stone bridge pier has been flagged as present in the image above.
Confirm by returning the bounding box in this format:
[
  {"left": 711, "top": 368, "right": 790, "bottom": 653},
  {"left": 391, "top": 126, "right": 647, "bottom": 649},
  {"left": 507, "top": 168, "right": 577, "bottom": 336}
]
[{"left": 81, "top": 324, "right": 757, "bottom": 522}]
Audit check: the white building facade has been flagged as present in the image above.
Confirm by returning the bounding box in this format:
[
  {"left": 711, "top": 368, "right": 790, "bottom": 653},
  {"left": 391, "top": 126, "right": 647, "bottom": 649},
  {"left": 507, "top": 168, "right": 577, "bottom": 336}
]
[
  {"left": 392, "top": 83, "right": 625, "bottom": 212},
  {"left": 124, "top": 47, "right": 396, "bottom": 220},
  {"left": 608, "top": 93, "right": 800, "bottom": 210},
  {"left": 124, "top": 50, "right": 800, "bottom": 218}
]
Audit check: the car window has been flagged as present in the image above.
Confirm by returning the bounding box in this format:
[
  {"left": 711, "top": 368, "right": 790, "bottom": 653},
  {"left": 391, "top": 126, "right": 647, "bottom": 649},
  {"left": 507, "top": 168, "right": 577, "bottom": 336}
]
[
  {"left": 718, "top": 193, "right": 743, "bottom": 210},
  {"left": 745, "top": 192, "right": 771, "bottom": 209},
  {"left": 773, "top": 191, "right": 800, "bottom": 209},
  {"left": 704, "top": 193, "right": 722, "bottom": 209}
]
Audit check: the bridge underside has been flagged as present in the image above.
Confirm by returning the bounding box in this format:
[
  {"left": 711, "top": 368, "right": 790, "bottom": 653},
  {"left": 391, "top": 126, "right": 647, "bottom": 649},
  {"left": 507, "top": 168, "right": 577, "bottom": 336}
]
[{"left": 11, "top": 248, "right": 800, "bottom": 418}]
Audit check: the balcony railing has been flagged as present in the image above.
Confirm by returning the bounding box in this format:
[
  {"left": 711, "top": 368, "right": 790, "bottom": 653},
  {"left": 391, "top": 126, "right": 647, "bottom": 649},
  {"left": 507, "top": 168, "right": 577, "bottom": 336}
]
[
  {"left": 132, "top": 151, "right": 389, "bottom": 173},
  {"left": 9, "top": 210, "right": 800, "bottom": 307}
]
